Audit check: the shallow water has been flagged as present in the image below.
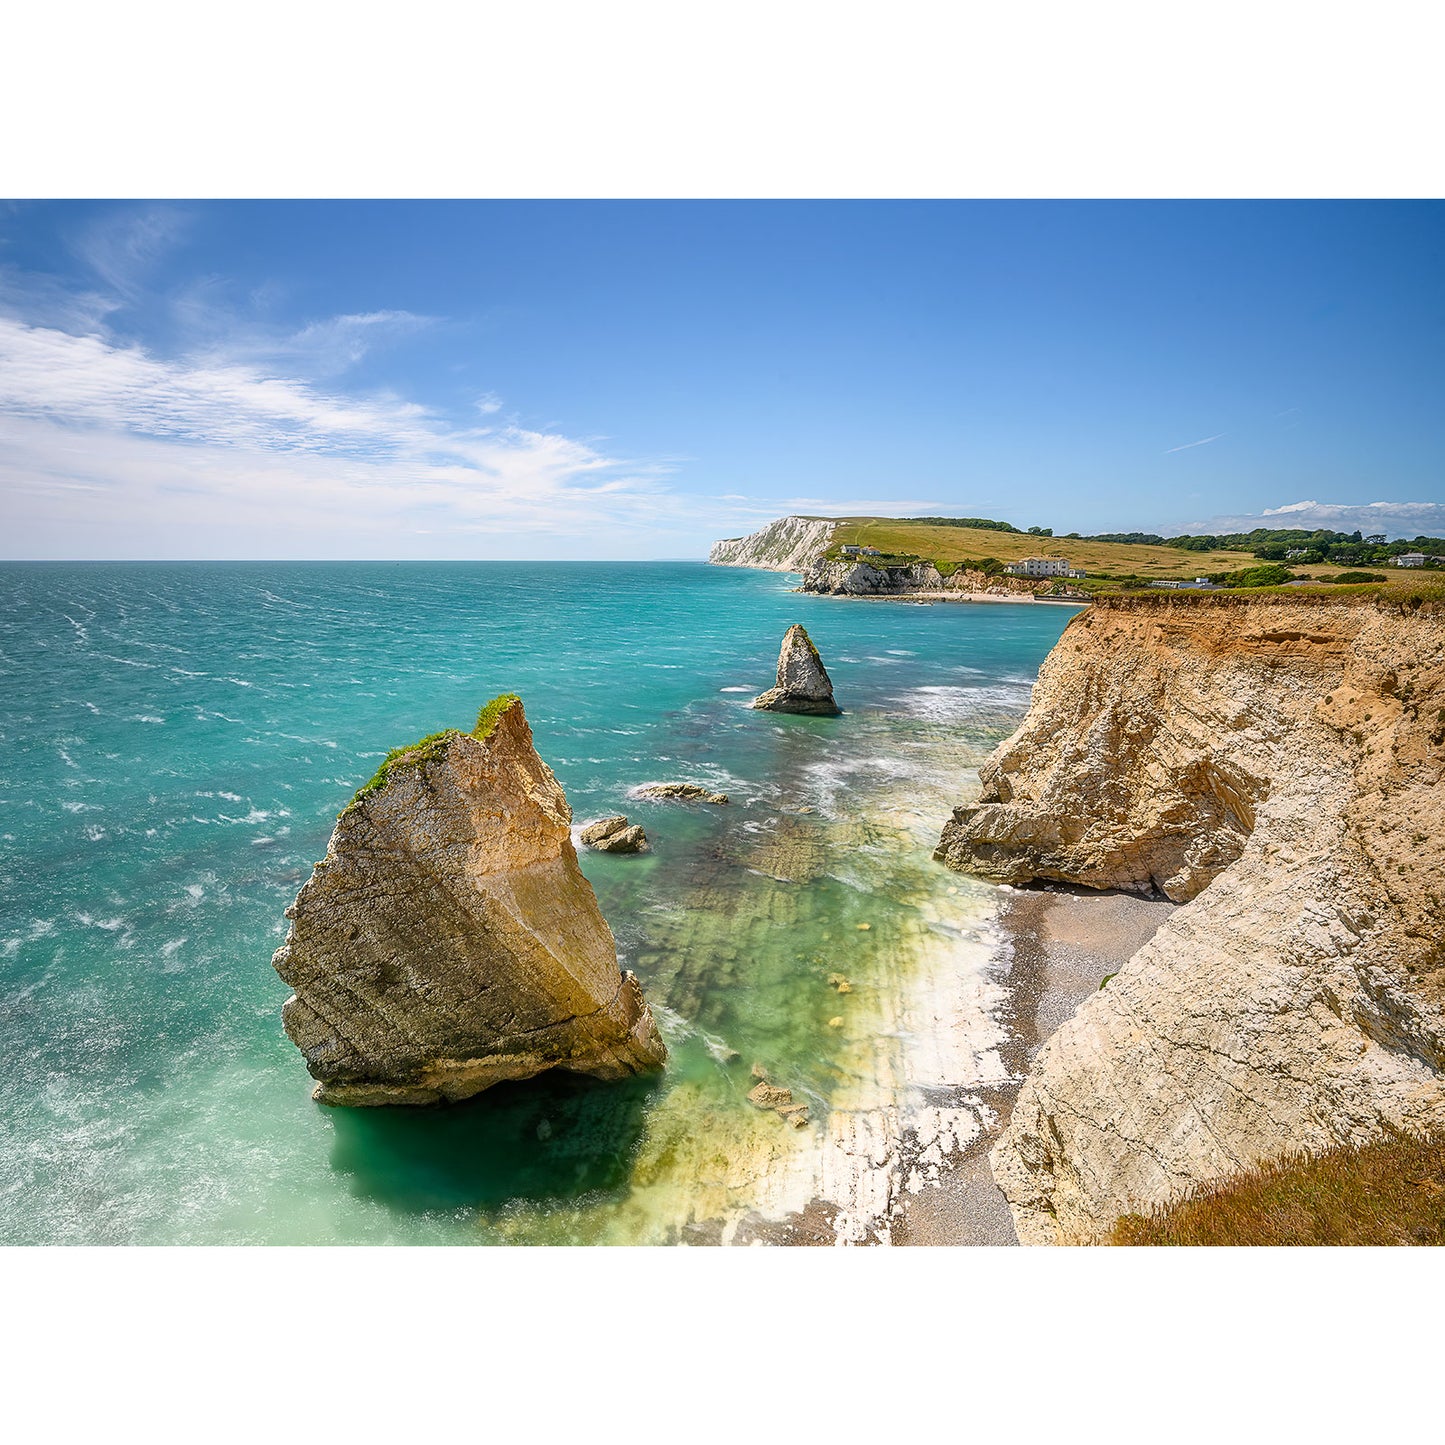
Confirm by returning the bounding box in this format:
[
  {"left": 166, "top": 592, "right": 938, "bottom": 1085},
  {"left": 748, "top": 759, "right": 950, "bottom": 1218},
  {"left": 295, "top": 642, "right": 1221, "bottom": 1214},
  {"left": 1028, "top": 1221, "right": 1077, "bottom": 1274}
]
[{"left": 0, "top": 562, "right": 1075, "bottom": 1244}]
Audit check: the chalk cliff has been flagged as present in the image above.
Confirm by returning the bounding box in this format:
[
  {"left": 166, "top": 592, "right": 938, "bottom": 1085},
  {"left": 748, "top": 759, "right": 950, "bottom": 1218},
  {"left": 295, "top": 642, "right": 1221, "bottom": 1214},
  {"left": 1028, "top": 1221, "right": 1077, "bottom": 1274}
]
[
  {"left": 273, "top": 694, "right": 667, "bottom": 1105},
  {"left": 936, "top": 594, "right": 1445, "bottom": 1242},
  {"left": 801, "top": 557, "right": 1046, "bottom": 598},
  {"left": 709, "top": 516, "right": 837, "bottom": 571}
]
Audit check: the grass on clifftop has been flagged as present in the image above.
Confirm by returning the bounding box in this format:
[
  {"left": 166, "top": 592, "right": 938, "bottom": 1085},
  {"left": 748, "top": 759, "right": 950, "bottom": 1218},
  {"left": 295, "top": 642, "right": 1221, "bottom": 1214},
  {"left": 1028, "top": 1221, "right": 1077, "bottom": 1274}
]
[
  {"left": 1111, "top": 1130, "right": 1445, "bottom": 1245},
  {"left": 349, "top": 693, "right": 522, "bottom": 807}
]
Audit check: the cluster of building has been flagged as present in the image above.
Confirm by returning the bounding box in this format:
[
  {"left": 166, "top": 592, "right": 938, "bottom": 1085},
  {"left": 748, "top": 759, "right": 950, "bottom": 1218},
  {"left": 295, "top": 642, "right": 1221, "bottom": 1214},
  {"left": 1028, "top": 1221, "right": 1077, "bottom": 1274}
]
[{"left": 1395, "top": 553, "right": 1444, "bottom": 568}]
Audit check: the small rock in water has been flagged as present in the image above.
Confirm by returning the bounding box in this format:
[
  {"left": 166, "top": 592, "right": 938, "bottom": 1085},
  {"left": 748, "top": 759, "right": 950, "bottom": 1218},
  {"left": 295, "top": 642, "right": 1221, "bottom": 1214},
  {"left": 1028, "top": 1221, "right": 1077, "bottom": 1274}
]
[
  {"left": 751, "top": 624, "right": 842, "bottom": 716},
  {"left": 751, "top": 1061, "right": 770, "bottom": 1081},
  {"left": 748, "top": 1080, "right": 794, "bottom": 1110},
  {"left": 580, "top": 815, "right": 649, "bottom": 853},
  {"left": 748, "top": 1079, "right": 811, "bottom": 1128},
  {"left": 827, "top": 1016, "right": 844, "bottom": 1029},
  {"left": 827, "top": 973, "right": 852, "bottom": 994},
  {"left": 635, "top": 782, "right": 729, "bottom": 805},
  {"left": 856, "top": 922, "right": 871, "bottom": 931}
]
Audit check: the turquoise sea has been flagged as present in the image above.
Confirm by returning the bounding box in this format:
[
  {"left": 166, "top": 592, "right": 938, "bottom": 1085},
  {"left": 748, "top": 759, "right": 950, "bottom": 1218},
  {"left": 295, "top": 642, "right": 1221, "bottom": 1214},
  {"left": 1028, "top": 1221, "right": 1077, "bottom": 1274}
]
[{"left": 0, "top": 562, "right": 1075, "bottom": 1244}]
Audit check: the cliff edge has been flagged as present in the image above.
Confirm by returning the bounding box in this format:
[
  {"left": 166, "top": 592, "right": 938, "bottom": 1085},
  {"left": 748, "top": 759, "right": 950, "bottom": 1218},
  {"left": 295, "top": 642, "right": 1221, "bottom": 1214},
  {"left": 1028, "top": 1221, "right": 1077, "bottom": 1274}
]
[
  {"left": 709, "top": 516, "right": 837, "bottom": 571},
  {"left": 936, "top": 594, "right": 1445, "bottom": 1242},
  {"left": 273, "top": 694, "right": 667, "bottom": 1105}
]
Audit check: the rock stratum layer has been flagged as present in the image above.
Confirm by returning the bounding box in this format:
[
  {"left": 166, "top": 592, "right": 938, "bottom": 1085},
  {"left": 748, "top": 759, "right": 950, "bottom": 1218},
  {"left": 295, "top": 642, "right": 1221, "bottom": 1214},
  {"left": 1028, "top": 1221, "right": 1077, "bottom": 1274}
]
[
  {"left": 708, "top": 516, "right": 837, "bottom": 571},
  {"left": 800, "top": 556, "right": 1050, "bottom": 599},
  {"left": 936, "top": 594, "right": 1445, "bottom": 1243},
  {"left": 273, "top": 695, "right": 667, "bottom": 1106},
  {"left": 752, "top": 624, "right": 841, "bottom": 715}
]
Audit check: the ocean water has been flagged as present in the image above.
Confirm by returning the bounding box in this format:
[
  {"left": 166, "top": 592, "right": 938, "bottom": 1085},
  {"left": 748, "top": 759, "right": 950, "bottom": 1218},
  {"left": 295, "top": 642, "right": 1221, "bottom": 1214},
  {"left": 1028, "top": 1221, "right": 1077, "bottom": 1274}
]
[{"left": 0, "top": 562, "right": 1076, "bottom": 1244}]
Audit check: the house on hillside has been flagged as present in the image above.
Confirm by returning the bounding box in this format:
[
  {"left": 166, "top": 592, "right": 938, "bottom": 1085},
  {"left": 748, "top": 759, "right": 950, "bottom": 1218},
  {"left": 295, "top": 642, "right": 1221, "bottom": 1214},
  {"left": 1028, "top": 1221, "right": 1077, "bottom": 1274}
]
[
  {"left": 1005, "top": 556, "right": 1074, "bottom": 578},
  {"left": 1396, "top": 553, "right": 1426, "bottom": 567},
  {"left": 841, "top": 544, "right": 864, "bottom": 557}
]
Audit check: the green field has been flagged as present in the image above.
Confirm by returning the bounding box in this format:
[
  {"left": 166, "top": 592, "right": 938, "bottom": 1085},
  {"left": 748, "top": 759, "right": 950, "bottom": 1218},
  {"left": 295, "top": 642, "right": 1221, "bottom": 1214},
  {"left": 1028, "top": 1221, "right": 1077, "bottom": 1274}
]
[
  {"left": 825, "top": 517, "right": 1433, "bottom": 592},
  {"left": 830, "top": 518, "right": 1257, "bottom": 584}
]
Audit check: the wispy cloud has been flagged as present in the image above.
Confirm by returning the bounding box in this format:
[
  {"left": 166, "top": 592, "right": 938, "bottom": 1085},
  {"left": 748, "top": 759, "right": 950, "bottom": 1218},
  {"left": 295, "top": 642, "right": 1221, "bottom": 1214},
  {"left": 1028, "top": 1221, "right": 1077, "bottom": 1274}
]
[
  {"left": 1164, "top": 433, "right": 1225, "bottom": 454},
  {"left": 0, "top": 315, "right": 714, "bottom": 557},
  {"left": 67, "top": 206, "right": 191, "bottom": 300}
]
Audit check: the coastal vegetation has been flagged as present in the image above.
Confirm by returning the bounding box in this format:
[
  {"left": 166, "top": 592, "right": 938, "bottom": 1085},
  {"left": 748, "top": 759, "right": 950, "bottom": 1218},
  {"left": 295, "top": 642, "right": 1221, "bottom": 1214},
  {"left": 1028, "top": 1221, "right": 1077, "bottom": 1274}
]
[
  {"left": 815, "top": 517, "right": 1445, "bottom": 594},
  {"left": 349, "top": 694, "right": 522, "bottom": 807},
  {"left": 1111, "top": 1130, "right": 1445, "bottom": 1245}
]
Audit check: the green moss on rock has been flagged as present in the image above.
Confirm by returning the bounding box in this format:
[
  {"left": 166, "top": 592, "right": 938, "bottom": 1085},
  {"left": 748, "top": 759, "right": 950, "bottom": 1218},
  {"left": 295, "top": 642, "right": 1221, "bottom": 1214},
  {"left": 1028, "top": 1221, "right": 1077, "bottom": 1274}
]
[
  {"left": 473, "top": 692, "right": 522, "bottom": 741},
  {"left": 350, "top": 730, "right": 462, "bottom": 807},
  {"left": 347, "top": 694, "right": 523, "bottom": 811}
]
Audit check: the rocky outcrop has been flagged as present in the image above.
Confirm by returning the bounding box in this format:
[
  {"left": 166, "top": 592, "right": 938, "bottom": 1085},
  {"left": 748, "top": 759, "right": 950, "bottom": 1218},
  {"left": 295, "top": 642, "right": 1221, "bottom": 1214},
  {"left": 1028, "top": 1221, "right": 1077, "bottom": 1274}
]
[
  {"left": 936, "top": 594, "right": 1445, "bottom": 1243},
  {"left": 273, "top": 694, "right": 667, "bottom": 1105},
  {"left": 752, "top": 624, "right": 841, "bottom": 715},
  {"left": 801, "top": 556, "right": 1049, "bottom": 598},
  {"left": 709, "top": 516, "right": 837, "bottom": 572},
  {"left": 634, "top": 783, "right": 729, "bottom": 804},
  {"left": 580, "top": 815, "right": 649, "bottom": 853},
  {"left": 748, "top": 1065, "right": 811, "bottom": 1128}
]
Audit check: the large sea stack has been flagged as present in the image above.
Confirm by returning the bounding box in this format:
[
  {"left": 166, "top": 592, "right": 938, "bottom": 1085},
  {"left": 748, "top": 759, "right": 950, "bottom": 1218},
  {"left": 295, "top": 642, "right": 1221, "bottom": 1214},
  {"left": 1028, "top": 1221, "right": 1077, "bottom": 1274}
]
[
  {"left": 273, "top": 694, "right": 667, "bottom": 1105},
  {"left": 751, "top": 624, "right": 841, "bottom": 715}
]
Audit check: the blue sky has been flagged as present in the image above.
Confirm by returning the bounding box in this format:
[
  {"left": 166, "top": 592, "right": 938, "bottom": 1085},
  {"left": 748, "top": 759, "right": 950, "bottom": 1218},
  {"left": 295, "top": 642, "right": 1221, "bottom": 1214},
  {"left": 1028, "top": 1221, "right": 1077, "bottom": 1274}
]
[{"left": 1, "top": 200, "right": 1441, "bottom": 558}]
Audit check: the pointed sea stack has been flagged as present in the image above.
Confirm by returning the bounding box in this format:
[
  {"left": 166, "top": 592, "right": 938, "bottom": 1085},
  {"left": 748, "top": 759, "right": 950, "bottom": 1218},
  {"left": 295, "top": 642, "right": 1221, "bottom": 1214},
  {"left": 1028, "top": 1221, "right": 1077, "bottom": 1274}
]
[
  {"left": 272, "top": 694, "right": 667, "bottom": 1106},
  {"left": 751, "top": 624, "right": 841, "bottom": 715}
]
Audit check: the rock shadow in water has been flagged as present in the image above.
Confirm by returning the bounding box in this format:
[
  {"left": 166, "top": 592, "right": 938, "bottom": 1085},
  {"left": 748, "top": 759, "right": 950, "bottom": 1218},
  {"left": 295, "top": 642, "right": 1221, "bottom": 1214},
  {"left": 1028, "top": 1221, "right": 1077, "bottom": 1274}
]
[{"left": 326, "top": 1070, "right": 660, "bottom": 1216}]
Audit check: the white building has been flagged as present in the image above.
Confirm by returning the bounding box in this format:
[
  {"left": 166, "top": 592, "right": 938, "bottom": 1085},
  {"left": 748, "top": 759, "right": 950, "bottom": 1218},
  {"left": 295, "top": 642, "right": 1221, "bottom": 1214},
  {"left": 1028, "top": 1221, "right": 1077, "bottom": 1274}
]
[
  {"left": 1005, "top": 556, "right": 1074, "bottom": 578},
  {"left": 1396, "top": 553, "right": 1426, "bottom": 567}
]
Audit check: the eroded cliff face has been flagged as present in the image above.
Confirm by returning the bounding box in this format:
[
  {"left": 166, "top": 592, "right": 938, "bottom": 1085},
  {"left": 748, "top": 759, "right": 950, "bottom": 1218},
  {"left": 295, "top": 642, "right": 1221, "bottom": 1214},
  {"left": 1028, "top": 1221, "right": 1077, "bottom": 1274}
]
[
  {"left": 801, "top": 557, "right": 1048, "bottom": 598},
  {"left": 708, "top": 516, "right": 837, "bottom": 571},
  {"left": 273, "top": 696, "right": 667, "bottom": 1105},
  {"left": 936, "top": 595, "right": 1445, "bottom": 1243}
]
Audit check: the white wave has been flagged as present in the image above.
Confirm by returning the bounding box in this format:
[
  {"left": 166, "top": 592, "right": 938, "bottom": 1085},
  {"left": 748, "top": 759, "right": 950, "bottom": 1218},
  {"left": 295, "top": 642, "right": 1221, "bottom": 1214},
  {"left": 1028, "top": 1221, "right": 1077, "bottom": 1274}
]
[
  {"left": 718, "top": 686, "right": 752, "bottom": 693},
  {"left": 886, "top": 683, "right": 1034, "bottom": 723}
]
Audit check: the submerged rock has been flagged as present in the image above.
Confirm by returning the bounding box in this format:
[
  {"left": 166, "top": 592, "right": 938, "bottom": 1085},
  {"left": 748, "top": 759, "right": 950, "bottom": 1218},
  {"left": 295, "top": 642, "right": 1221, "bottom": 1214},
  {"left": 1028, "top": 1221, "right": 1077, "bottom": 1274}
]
[
  {"left": 580, "top": 815, "right": 649, "bottom": 853},
  {"left": 752, "top": 624, "right": 841, "bottom": 715},
  {"left": 747, "top": 1073, "right": 811, "bottom": 1128},
  {"left": 272, "top": 694, "right": 667, "bottom": 1106},
  {"left": 635, "top": 782, "right": 729, "bottom": 804}
]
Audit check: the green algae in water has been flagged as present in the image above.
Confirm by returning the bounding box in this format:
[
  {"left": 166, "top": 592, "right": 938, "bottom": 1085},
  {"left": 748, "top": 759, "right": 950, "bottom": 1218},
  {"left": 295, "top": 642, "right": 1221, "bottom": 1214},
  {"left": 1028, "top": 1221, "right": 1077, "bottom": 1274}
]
[{"left": 0, "top": 560, "right": 1076, "bottom": 1244}]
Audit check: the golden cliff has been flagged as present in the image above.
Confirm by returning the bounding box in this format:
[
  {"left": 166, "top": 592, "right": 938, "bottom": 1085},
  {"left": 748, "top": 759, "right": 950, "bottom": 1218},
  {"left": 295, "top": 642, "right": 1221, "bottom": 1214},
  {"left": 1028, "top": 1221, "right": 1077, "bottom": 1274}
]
[
  {"left": 935, "top": 593, "right": 1445, "bottom": 1243},
  {"left": 273, "top": 695, "right": 667, "bottom": 1106}
]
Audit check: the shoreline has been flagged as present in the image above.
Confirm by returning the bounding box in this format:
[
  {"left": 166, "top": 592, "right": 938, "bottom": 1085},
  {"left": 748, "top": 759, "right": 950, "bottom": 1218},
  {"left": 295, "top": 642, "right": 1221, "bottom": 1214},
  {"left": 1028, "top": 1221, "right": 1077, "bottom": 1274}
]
[
  {"left": 790, "top": 585, "right": 1089, "bottom": 607},
  {"left": 893, "top": 882, "right": 1174, "bottom": 1245}
]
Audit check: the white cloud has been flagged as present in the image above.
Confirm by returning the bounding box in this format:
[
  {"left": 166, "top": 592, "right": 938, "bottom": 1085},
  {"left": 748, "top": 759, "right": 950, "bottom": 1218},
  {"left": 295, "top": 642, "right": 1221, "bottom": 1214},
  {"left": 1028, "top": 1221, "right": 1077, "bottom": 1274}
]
[
  {"left": 0, "top": 315, "right": 728, "bottom": 557},
  {"left": 68, "top": 206, "right": 190, "bottom": 299},
  {"left": 1193, "top": 499, "right": 1445, "bottom": 539},
  {"left": 476, "top": 391, "right": 503, "bottom": 415},
  {"left": 1164, "top": 433, "right": 1225, "bottom": 454}
]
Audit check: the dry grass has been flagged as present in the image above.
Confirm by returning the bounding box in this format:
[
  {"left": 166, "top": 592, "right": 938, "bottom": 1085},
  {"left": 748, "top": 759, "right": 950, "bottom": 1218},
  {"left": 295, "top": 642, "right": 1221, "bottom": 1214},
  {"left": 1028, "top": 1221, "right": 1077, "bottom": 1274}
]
[
  {"left": 829, "top": 518, "right": 1253, "bottom": 580},
  {"left": 827, "top": 518, "right": 1445, "bottom": 592},
  {"left": 1110, "top": 1130, "right": 1445, "bottom": 1245}
]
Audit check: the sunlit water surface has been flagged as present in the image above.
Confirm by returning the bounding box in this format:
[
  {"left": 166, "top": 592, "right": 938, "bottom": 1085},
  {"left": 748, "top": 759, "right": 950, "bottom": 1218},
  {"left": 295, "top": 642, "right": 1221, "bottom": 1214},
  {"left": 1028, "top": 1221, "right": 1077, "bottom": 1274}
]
[{"left": 0, "top": 562, "right": 1075, "bottom": 1244}]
